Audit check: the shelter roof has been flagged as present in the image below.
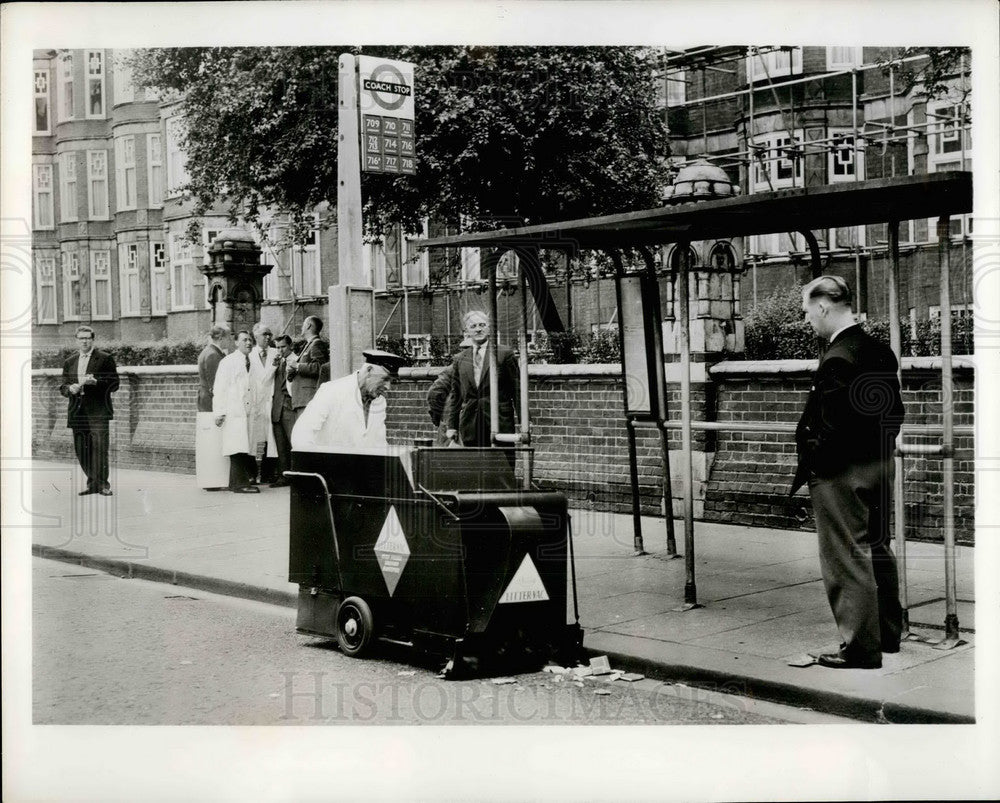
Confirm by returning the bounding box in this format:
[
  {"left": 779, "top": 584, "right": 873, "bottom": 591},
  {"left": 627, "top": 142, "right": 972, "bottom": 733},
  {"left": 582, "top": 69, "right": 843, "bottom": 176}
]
[{"left": 420, "top": 171, "right": 972, "bottom": 252}]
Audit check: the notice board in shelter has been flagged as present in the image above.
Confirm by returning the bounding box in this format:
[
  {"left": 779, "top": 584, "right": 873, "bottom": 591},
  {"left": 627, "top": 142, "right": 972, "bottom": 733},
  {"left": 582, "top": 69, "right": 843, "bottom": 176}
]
[{"left": 618, "top": 275, "right": 655, "bottom": 416}]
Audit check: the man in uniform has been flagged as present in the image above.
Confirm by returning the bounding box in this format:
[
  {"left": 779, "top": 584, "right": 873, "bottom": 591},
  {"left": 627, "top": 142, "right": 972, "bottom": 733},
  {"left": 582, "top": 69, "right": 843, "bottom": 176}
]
[
  {"left": 60, "top": 326, "right": 120, "bottom": 495},
  {"left": 791, "top": 275, "right": 905, "bottom": 669},
  {"left": 291, "top": 349, "right": 404, "bottom": 452}
]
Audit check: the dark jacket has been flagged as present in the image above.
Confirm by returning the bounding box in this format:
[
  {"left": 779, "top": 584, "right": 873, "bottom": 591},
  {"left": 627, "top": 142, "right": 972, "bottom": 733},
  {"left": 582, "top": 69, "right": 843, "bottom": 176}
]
[
  {"left": 426, "top": 363, "right": 456, "bottom": 427},
  {"left": 196, "top": 343, "right": 225, "bottom": 413},
  {"left": 271, "top": 353, "right": 293, "bottom": 422},
  {"left": 60, "top": 349, "right": 120, "bottom": 428},
  {"left": 790, "top": 325, "right": 904, "bottom": 495},
  {"left": 289, "top": 337, "right": 330, "bottom": 409},
  {"left": 445, "top": 344, "right": 518, "bottom": 447}
]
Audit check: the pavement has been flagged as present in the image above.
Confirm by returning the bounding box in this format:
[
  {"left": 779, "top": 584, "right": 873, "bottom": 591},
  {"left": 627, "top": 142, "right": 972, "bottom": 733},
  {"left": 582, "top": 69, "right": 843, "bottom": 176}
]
[{"left": 27, "top": 458, "right": 975, "bottom": 724}]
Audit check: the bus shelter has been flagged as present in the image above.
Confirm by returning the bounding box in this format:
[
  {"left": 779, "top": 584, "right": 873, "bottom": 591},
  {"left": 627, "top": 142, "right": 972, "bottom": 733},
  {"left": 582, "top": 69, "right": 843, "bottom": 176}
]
[{"left": 420, "top": 170, "right": 973, "bottom": 647}]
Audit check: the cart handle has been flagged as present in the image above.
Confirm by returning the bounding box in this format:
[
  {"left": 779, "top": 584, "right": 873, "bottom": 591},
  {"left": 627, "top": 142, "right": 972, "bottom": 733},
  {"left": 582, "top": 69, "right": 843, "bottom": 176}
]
[
  {"left": 284, "top": 470, "right": 345, "bottom": 592},
  {"left": 417, "top": 483, "right": 461, "bottom": 522}
]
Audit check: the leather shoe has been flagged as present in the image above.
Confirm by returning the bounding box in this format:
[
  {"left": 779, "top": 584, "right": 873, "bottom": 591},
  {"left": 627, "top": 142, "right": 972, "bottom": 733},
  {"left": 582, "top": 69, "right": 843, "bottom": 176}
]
[
  {"left": 817, "top": 649, "right": 881, "bottom": 669},
  {"left": 99, "top": 488, "right": 113, "bottom": 496},
  {"left": 232, "top": 485, "right": 260, "bottom": 494},
  {"left": 881, "top": 642, "right": 901, "bottom": 654},
  {"left": 269, "top": 479, "right": 290, "bottom": 488},
  {"left": 78, "top": 488, "right": 98, "bottom": 496}
]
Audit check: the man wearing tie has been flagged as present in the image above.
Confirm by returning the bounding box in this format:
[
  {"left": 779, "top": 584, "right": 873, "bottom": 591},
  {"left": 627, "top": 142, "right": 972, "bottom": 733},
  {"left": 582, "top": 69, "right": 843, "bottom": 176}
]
[
  {"left": 287, "top": 315, "right": 330, "bottom": 421},
  {"left": 212, "top": 330, "right": 259, "bottom": 493},
  {"left": 269, "top": 335, "right": 295, "bottom": 486},
  {"left": 249, "top": 322, "right": 279, "bottom": 484},
  {"left": 444, "top": 310, "right": 518, "bottom": 448},
  {"left": 60, "top": 326, "right": 120, "bottom": 495}
]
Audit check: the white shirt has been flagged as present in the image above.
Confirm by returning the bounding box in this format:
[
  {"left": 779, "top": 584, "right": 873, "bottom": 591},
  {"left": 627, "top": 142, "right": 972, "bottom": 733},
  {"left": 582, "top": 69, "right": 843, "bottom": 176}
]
[{"left": 77, "top": 352, "right": 92, "bottom": 384}]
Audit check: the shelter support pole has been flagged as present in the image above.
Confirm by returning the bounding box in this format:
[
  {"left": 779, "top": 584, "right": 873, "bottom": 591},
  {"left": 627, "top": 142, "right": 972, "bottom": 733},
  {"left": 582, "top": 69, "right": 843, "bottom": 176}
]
[
  {"left": 639, "top": 246, "right": 677, "bottom": 557},
  {"left": 934, "top": 217, "right": 962, "bottom": 648},
  {"left": 887, "top": 221, "right": 910, "bottom": 636},
  {"left": 485, "top": 247, "right": 501, "bottom": 444},
  {"left": 608, "top": 249, "right": 645, "bottom": 555},
  {"left": 517, "top": 247, "right": 535, "bottom": 489},
  {"left": 799, "top": 229, "right": 822, "bottom": 278},
  {"left": 678, "top": 240, "right": 698, "bottom": 606}
]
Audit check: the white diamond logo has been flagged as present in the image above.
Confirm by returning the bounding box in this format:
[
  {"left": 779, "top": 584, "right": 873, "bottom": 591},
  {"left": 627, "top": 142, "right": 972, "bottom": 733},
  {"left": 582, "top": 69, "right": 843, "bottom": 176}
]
[
  {"left": 498, "top": 554, "right": 549, "bottom": 604},
  {"left": 374, "top": 505, "right": 410, "bottom": 596}
]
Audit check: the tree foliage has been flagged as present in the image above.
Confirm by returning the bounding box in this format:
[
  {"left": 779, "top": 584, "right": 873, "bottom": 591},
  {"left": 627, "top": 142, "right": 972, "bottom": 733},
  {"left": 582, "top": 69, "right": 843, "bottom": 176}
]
[
  {"left": 129, "top": 46, "right": 669, "bottom": 239},
  {"left": 876, "top": 47, "right": 971, "bottom": 105}
]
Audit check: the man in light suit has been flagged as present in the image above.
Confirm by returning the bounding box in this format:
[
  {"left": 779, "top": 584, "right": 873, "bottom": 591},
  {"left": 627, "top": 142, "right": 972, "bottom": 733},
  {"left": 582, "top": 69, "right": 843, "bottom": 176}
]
[
  {"left": 60, "top": 326, "right": 120, "bottom": 495},
  {"left": 196, "top": 324, "right": 232, "bottom": 413},
  {"left": 287, "top": 315, "right": 329, "bottom": 421},
  {"left": 213, "top": 330, "right": 259, "bottom": 493},
  {"left": 248, "top": 322, "right": 279, "bottom": 483},
  {"left": 291, "top": 349, "right": 404, "bottom": 452},
  {"left": 791, "top": 275, "right": 905, "bottom": 669},
  {"left": 444, "top": 310, "right": 518, "bottom": 449}
]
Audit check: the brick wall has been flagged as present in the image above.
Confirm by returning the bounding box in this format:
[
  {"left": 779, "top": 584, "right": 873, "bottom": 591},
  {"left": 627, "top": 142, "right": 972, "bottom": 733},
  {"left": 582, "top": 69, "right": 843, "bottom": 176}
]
[{"left": 32, "top": 359, "right": 975, "bottom": 543}]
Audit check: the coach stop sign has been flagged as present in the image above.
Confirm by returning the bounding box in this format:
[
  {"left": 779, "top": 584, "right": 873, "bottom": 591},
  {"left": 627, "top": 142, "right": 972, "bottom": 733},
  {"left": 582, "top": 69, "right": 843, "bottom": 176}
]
[{"left": 358, "top": 56, "right": 416, "bottom": 175}]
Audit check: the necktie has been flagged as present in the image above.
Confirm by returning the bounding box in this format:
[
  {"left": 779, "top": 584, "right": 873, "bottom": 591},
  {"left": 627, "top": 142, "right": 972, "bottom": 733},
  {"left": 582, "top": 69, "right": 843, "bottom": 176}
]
[
  {"left": 474, "top": 345, "right": 484, "bottom": 384},
  {"left": 244, "top": 354, "right": 250, "bottom": 372},
  {"left": 259, "top": 348, "right": 266, "bottom": 364}
]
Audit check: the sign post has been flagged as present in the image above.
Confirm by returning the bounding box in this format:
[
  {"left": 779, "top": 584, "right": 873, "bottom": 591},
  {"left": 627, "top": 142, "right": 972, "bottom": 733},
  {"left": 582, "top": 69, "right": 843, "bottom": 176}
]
[{"left": 331, "top": 54, "right": 416, "bottom": 379}]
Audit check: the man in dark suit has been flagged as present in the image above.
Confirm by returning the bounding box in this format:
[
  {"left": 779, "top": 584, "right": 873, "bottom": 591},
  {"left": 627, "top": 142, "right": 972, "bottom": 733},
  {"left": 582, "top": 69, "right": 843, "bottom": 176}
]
[
  {"left": 196, "top": 324, "right": 232, "bottom": 413},
  {"left": 59, "top": 326, "right": 120, "bottom": 496},
  {"left": 791, "top": 275, "right": 905, "bottom": 669},
  {"left": 444, "top": 310, "right": 518, "bottom": 448},
  {"left": 287, "top": 315, "right": 329, "bottom": 421},
  {"left": 269, "top": 335, "right": 295, "bottom": 487}
]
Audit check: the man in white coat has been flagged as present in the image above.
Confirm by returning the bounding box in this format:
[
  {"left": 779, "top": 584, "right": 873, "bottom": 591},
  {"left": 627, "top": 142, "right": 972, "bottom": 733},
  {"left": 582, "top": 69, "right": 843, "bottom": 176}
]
[
  {"left": 291, "top": 349, "right": 404, "bottom": 453},
  {"left": 248, "top": 322, "right": 279, "bottom": 483},
  {"left": 213, "top": 330, "right": 260, "bottom": 493}
]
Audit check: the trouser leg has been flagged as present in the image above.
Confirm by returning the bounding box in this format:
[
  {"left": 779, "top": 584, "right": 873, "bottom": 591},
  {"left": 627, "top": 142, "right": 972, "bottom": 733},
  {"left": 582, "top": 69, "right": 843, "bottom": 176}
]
[
  {"left": 809, "top": 465, "right": 882, "bottom": 661},
  {"left": 73, "top": 428, "right": 96, "bottom": 489},
  {"left": 273, "top": 408, "right": 294, "bottom": 476},
  {"left": 867, "top": 462, "right": 903, "bottom": 647},
  {"left": 91, "top": 423, "right": 110, "bottom": 489},
  {"left": 228, "top": 453, "right": 255, "bottom": 489}
]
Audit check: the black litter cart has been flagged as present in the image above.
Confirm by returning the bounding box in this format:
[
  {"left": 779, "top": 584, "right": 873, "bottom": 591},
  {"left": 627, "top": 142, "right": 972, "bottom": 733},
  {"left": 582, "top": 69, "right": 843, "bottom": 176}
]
[{"left": 288, "top": 446, "right": 583, "bottom": 675}]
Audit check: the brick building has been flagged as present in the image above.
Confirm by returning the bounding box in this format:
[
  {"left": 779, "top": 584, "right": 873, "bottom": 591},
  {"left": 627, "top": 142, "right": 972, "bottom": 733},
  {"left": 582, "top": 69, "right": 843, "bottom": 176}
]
[{"left": 31, "top": 47, "right": 973, "bottom": 353}]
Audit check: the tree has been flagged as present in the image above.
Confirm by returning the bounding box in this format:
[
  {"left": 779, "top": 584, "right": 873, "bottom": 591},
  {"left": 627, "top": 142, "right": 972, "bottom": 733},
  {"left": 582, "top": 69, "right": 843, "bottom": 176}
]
[
  {"left": 876, "top": 47, "right": 971, "bottom": 105},
  {"left": 130, "top": 46, "right": 669, "bottom": 240}
]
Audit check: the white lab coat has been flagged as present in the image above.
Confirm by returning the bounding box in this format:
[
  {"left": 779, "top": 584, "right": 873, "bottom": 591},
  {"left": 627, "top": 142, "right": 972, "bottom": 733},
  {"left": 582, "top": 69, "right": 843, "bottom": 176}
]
[
  {"left": 291, "top": 372, "right": 388, "bottom": 452},
  {"left": 247, "top": 345, "right": 279, "bottom": 454},
  {"left": 212, "top": 350, "right": 254, "bottom": 456}
]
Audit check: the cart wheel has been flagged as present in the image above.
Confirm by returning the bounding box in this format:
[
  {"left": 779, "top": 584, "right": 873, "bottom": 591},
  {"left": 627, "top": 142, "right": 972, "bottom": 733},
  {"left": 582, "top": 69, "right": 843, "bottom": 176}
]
[{"left": 336, "top": 597, "right": 374, "bottom": 657}]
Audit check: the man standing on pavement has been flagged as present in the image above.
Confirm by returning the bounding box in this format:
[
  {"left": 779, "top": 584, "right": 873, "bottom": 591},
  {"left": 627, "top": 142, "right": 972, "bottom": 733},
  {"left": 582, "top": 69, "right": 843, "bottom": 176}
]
[
  {"left": 59, "top": 326, "right": 120, "bottom": 496},
  {"left": 287, "top": 315, "right": 329, "bottom": 422},
  {"left": 791, "top": 275, "right": 905, "bottom": 669},
  {"left": 196, "top": 324, "right": 233, "bottom": 413},
  {"left": 249, "top": 322, "right": 279, "bottom": 484},
  {"left": 291, "top": 349, "right": 404, "bottom": 452},
  {"left": 445, "top": 310, "right": 519, "bottom": 448},
  {"left": 212, "top": 330, "right": 259, "bottom": 494},
  {"left": 269, "top": 335, "right": 295, "bottom": 486}
]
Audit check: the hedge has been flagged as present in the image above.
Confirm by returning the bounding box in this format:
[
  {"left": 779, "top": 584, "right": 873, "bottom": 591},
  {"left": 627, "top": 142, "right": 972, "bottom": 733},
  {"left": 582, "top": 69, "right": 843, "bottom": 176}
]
[{"left": 33, "top": 340, "right": 204, "bottom": 369}]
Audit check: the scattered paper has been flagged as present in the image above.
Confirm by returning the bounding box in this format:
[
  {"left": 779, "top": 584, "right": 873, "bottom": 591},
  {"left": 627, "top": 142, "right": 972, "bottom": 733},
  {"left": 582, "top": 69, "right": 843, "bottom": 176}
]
[
  {"left": 397, "top": 670, "right": 416, "bottom": 677},
  {"left": 619, "top": 672, "right": 645, "bottom": 682},
  {"left": 571, "top": 666, "right": 593, "bottom": 678},
  {"left": 589, "top": 655, "right": 613, "bottom": 675},
  {"left": 542, "top": 664, "right": 570, "bottom": 675},
  {"left": 594, "top": 688, "right": 612, "bottom": 696},
  {"left": 492, "top": 677, "right": 517, "bottom": 685},
  {"left": 786, "top": 654, "right": 818, "bottom": 668}
]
